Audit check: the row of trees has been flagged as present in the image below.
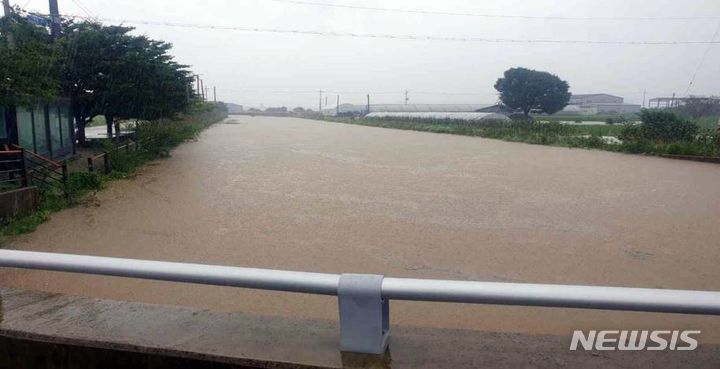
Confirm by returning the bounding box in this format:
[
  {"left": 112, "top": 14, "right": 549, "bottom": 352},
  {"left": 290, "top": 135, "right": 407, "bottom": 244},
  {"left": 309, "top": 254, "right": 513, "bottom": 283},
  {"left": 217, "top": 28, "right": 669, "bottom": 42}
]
[{"left": 1, "top": 8, "right": 196, "bottom": 144}]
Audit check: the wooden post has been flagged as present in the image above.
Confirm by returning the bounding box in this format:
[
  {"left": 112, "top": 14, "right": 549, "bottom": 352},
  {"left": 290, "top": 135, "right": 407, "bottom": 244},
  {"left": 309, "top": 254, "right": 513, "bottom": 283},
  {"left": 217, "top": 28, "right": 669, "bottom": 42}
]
[
  {"left": 87, "top": 157, "right": 94, "bottom": 172},
  {"left": 61, "top": 161, "right": 69, "bottom": 198},
  {"left": 19, "top": 149, "right": 28, "bottom": 188},
  {"left": 103, "top": 153, "right": 110, "bottom": 175}
]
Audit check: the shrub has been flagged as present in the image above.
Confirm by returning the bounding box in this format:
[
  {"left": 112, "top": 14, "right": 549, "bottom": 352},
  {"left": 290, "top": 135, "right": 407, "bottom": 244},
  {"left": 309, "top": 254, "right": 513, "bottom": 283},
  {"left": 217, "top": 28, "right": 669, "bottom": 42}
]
[
  {"left": 637, "top": 110, "right": 699, "bottom": 143},
  {"left": 66, "top": 172, "right": 103, "bottom": 194}
]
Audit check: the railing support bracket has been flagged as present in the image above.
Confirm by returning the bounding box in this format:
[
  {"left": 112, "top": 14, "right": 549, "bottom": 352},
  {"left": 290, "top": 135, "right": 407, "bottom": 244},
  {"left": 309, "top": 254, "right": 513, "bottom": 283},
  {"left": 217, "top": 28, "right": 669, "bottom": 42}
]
[{"left": 338, "top": 274, "right": 390, "bottom": 355}]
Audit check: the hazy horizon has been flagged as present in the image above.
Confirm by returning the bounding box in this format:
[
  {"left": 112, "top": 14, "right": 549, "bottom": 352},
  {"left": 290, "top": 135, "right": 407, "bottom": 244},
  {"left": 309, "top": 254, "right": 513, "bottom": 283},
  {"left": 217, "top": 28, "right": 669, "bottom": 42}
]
[{"left": 13, "top": 0, "right": 720, "bottom": 109}]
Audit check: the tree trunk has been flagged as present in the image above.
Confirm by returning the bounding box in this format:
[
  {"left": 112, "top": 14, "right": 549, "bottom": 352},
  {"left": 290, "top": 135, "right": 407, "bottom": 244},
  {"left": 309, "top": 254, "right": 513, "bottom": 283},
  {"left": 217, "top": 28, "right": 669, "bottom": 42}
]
[
  {"left": 76, "top": 120, "right": 86, "bottom": 146},
  {"left": 73, "top": 110, "right": 86, "bottom": 146},
  {"left": 5, "top": 105, "right": 18, "bottom": 145},
  {"left": 114, "top": 120, "right": 121, "bottom": 138},
  {"left": 105, "top": 114, "right": 114, "bottom": 139},
  {"left": 71, "top": 99, "right": 84, "bottom": 146}
]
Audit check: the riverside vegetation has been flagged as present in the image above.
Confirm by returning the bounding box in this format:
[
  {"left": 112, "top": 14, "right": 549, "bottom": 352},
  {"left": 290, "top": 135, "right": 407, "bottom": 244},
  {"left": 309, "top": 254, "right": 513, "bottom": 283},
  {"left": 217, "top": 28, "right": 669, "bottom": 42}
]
[
  {"left": 323, "top": 109, "right": 720, "bottom": 158},
  {"left": 0, "top": 103, "right": 228, "bottom": 241}
]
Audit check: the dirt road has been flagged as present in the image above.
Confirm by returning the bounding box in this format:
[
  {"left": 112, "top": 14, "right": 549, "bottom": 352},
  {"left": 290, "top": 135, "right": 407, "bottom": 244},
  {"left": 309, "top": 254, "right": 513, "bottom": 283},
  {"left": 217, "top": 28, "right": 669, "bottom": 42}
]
[{"left": 3, "top": 116, "right": 720, "bottom": 341}]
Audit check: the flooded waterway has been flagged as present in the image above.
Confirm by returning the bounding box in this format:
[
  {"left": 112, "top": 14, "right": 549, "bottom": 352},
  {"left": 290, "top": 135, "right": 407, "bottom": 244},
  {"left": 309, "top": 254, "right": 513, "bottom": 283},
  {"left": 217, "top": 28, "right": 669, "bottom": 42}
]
[{"left": 2, "top": 116, "right": 720, "bottom": 341}]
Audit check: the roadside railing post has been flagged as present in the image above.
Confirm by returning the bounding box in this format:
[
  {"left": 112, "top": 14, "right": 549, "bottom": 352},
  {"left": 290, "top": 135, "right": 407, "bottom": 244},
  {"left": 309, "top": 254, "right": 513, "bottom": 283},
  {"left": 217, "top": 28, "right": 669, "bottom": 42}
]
[
  {"left": 103, "top": 152, "right": 110, "bottom": 175},
  {"left": 19, "top": 149, "right": 28, "bottom": 188},
  {"left": 61, "top": 161, "right": 69, "bottom": 198},
  {"left": 338, "top": 274, "right": 390, "bottom": 355}
]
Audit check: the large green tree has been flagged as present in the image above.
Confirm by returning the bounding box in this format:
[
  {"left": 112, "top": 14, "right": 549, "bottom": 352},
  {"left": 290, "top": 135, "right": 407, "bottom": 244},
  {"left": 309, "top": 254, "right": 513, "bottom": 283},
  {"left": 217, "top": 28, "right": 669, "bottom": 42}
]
[
  {"left": 0, "top": 9, "right": 58, "bottom": 144},
  {"left": 59, "top": 21, "right": 195, "bottom": 143},
  {"left": 0, "top": 10, "right": 58, "bottom": 107},
  {"left": 494, "top": 67, "right": 571, "bottom": 116}
]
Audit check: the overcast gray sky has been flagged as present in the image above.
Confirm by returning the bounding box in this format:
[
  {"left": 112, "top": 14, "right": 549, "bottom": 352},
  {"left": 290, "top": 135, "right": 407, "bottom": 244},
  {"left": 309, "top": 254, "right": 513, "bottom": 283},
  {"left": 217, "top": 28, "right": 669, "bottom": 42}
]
[{"left": 17, "top": 0, "right": 720, "bottom": 108}]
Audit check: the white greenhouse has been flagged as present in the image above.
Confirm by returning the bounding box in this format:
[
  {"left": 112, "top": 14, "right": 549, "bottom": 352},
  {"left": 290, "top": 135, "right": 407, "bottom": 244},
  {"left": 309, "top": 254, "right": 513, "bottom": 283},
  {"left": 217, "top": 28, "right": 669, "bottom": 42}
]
[{"left": 365, "top": 112, "right": 510, "bottom": 121}]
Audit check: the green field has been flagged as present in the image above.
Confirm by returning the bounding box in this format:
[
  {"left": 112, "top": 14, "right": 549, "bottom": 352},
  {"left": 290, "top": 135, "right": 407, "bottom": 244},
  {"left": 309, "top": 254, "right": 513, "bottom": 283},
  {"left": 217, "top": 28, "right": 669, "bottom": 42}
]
[
  {"left": 534, "top": 114, "right": 639, "bottom": 124},
  {"left": 322, "top": 116, "right": 719, "bottom": 159}
]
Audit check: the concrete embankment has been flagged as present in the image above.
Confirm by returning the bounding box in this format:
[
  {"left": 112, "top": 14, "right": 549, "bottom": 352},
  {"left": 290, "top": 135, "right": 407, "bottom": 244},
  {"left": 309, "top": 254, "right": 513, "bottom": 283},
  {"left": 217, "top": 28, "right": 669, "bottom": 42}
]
[{"left": 1, "top": 288, "right": 718, "bottom": 368}]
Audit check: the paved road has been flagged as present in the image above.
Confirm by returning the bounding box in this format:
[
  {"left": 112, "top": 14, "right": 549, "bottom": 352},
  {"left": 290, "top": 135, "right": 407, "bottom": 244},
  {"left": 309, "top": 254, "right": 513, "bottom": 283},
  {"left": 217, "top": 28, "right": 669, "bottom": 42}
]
[{"left": 3, "top": 116, "right": 720, "bottom": 342}]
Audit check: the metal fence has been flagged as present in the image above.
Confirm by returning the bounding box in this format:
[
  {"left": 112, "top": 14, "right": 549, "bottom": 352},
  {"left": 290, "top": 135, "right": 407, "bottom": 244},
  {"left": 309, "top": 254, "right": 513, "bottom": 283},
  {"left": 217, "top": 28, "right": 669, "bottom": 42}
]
[{"left": 1, "top": 249, "right": 719, "bottom": 354}]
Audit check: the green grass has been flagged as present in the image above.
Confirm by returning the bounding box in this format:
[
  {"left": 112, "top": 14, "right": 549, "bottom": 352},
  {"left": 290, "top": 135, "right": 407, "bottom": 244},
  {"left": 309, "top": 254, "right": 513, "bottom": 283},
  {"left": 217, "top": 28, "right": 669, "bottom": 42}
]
[
  {"left": 325, "top": 117, "right": 617, "bottom": 144},
  {"left": 322, "top": 116, "right": 719, "bottom": 158},
  {"left": 0, "top": 103, "right": 228, "bottom": 242},
  {"left": 696, "top": 116, "right": 720, "bottom": 130},
  {"left": 534, "top": 114, "right": 639, "bottom": 124},
  {"left": 87, "top": 115, "right": 106, "bottom": 127}
]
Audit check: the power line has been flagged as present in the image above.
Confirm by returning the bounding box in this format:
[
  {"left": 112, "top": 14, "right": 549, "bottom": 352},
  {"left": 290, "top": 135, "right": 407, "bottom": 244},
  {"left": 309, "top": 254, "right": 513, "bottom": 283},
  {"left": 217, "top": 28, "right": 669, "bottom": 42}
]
[
  {"left": 256, "top": 0, "right": 720, "bottom": 21},
  {"left": 685, "top": 21, "right": 720, "bottom": 95},
  {"left": 57, "top": 14, "right": 720, "bottom": 46},
  {"left": 70, "top": 0, "right": 94, "bottom": 19}
]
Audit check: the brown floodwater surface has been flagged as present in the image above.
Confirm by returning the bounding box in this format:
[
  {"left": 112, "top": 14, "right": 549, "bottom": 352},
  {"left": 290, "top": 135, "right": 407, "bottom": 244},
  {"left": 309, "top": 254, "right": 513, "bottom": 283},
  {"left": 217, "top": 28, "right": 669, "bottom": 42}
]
[{"left": 2, "top": 116, "right": 720, "bottom": 341}]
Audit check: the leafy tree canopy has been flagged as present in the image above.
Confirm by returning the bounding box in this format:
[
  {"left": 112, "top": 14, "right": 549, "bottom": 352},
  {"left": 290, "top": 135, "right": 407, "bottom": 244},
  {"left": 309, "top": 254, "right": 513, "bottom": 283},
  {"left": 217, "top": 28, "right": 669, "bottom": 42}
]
[
  {"left": 58, "top": 21, "right": 196, "bottom": 141},
  {"left": 0, "top": 9, "right": 58, "bottom": 107},
  {"left": 494, "top": 67, "right": 571, "bottom": 116}
]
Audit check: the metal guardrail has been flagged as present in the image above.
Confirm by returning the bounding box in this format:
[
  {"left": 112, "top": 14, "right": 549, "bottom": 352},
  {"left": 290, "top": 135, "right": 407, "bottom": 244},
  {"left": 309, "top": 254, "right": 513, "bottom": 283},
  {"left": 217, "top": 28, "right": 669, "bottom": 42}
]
[
  {"left": 10, "top": 145, "right": 68, "bottom": 197},
  {"left": 1, "top": 250, "right": 719, "bottom": 354}
]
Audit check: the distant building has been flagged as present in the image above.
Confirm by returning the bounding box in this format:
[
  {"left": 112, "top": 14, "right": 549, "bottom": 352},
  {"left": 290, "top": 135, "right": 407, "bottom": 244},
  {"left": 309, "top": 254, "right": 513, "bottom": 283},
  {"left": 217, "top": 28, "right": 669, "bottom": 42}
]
[
  {"left": 226, "top": 103, "right": 244, "bottom": 114},
  {"left": 559, "top": 93, "right": 641, "bottom": 115},
  {"left": 593, "top": 103, "right": 642, "bottom": 114},
  {"left": 569, "top": 94, "right": 624, "bottom": 105}
]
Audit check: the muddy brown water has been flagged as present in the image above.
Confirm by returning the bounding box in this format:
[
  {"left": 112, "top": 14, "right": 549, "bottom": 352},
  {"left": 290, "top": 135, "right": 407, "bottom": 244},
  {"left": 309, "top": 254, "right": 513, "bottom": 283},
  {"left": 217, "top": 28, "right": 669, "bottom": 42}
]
[{"left": 2, "top": 116, "right": 720, "bottom": 342}]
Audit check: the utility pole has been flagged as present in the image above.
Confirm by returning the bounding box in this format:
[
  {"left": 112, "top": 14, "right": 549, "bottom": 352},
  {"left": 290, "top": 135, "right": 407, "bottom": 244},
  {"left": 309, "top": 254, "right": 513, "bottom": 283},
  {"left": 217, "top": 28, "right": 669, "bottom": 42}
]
[
  {"left": 213, "top": 86, "right": 217, "bottom": 103},
  {"left": 195, "top": 75, "right": 201, "bottom": 98},
  {"left": 366, "top": 94, "right": 370, "bottom": 114},
  {"left": 48, "top": 0, "right": 61, "bottom": 38},
  {"left": 2, "top": 0, "right": 15, "bottom": 48},
  {"left": 670, "top": 92, "right": 676, "bottom": 108},
  {"left": 318, "top": 90, "right": 322, "bottom": 112},
  {"left": 404, "top": 90, "right": 409, "bottom": 105},
  {"left": 205, "top": 87, "right": 209, "bottom": 102},
  {"left": 200, "top": 79, "right": 206, "bottom": 102},
  {"left": 642, "top": 90, "right": 647, "bottom": 108},
  {"left": 336, "top": 95, "right": 340, "bottom": 116}
]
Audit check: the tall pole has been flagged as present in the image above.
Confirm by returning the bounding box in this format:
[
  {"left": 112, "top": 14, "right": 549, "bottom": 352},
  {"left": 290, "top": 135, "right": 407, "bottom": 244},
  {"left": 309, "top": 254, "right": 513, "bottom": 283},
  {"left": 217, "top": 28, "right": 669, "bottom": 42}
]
[
  {"left": 200, "top": 79, "right": 206, "bottom": 102},
  {"left": 404, "top": 90, "right": 409, "bottom": 105},
  {"left": 195, "top": 75, "right": 201, "bottom": 98},
  {"left": 2, "top": 0, "right": 15, "bottom": 48},
  {"left": 213, "top": 86, "right": 217, "bottom": 103},
  {"left": 48, "top": 0, "right": 61, "bottom": 38},
  {"left": 318, "top": 90, "right": 322, "bottom": 112},
  {"left": 366, "top": 94, "right": 370, "bottom": 114},
  {"left": 336, "top": 95, "right": 340, "bottom": 116},
  {"left": 642, "top": 90, "right": 647, "bottom": 108}
]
